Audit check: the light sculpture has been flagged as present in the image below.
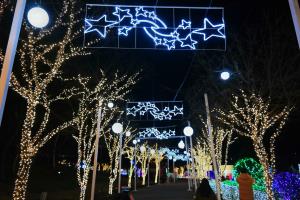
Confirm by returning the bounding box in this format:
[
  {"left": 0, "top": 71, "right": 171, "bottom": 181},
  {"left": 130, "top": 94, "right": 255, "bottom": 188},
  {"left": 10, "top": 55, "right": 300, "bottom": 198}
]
[
  {"left": 138, "top": 128, "right": 176, "bottom": 139},
  {"left": 84, "top": 5, "right": 225, "bottom": 50},
  {"left": 126, "top": 101, "right": 183, "bottom": 121}
]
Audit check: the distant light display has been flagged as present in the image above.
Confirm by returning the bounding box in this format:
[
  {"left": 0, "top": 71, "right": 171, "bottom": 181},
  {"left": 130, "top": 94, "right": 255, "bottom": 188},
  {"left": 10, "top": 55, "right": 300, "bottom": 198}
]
[
  {"left": 84, "top": 4, "right": 226, "bottom": 50},
  {"left": 126, "top": 101, "right": 183, "bottom": 121},
  {"left": 273, "top": 172, "right": 300, "bottom": 200},
  {"left": 139, "top": 127, "right": 176, "bottom": 139}
]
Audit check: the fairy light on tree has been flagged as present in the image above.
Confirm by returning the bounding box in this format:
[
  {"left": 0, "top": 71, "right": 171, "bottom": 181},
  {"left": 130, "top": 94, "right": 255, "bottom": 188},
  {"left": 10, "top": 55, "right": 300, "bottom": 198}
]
[
  {"left": 104, "top": 121, "right": 135, "bottom": 194},
  {"left": 7, "top": 2, "right": 99, "bottom": 199},
  {"left": 71, "top": 71, "right": 138, "bottom": 199},
  {"left": 217, "top": 90, "right": 292, "bottom": 199},
  {"left": 124, "top": 146, "right": 136, "bottom": 188},
  {"left": 193, "top": 139, "right": 212, "bottom": 180},
  {"left": 0, "top": 0, "right": 8, "bottom": 17},
  {"left": 152, "top": 144, "right": 165, "bottom": 184},
  {"left": 137, "top": 144, "right": 150, "bottom": 186}
]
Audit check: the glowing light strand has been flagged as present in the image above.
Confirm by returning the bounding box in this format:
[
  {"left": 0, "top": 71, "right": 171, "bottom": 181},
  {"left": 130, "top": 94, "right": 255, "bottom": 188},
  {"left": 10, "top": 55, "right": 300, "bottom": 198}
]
[
  {"left": 126, "top": 102, "right": 183, "bottom": 120},
  {"left": 84, "top": 5, "right": 225, "bottom": 50},
  {"left": 138, "top": 128, "right": 176, "bottom": 139}
]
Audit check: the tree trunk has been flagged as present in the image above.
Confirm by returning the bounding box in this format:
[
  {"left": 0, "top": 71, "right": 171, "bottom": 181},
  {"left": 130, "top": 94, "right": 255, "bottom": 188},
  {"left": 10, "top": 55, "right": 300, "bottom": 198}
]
[
  {"left": 12, "top": 156, "right": 33, "bottom": 200},
  {"left": 79, "top": 182, "right": 87, "bottom": 200},
  {"left": 108, "top": 178, "right": 114, "bottom": 195},
  {"left": 127, "top": 164, "right": 133, "bottom": 187},
  {"left": 154, "top": 163, "right": 159, "bottom": 184}
]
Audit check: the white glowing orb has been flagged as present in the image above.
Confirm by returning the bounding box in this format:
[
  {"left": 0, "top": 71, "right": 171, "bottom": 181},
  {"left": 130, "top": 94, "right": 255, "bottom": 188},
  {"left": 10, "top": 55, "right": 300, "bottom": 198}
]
[
  {"left": 140, "top": 146, "right": 146, "bottom": 152},
  {"left": 27, "top": 7, "right": 49, "bottom": 28},
  {"left": 183, "top": 126, "right": 194, "bottom": 137},
  {"left": 108, "top": 102, "right": 114, "bottom": 108},
  {"left": 112, "top": 122, "right": 123, "bottom": 134},
  {"left": 220, "top": 71, "right": 230, "bottom": 80},
  {"left": 125, "top": 131, "right": 131, "bottom": 137},
  {"left": 178, "top": 140, "right": 185, "bottom": 149},
  {"left": 133, "top": 139, "right": 137, "bottom": 145}
]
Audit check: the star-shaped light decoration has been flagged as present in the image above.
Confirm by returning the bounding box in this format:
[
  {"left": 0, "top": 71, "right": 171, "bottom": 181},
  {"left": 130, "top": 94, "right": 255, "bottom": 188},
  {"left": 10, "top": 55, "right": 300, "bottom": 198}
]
[
  {"left": 170, "top": 106, "right": 184, "bottom": 116},
  {"left": 148, "top": 11, "right": 157, "bottom": 19},
  {"left": 192, "top": 18, "right": 225, "bottom": 41},
  {"left": 118, "top": 26, "right": 133, "bottom": 36},
  {"left": 135, "top": 6, "right": 148, "bottom": 17},
  {"left": 154, "top": 37, "right": 162, "bottom": 45},
  {"left": 178, "top": 19, "right": 191, "bottom": 30},
  {"left": 162, "top": 38, "right": 176, "bottom": 50},
  {"left": 127, "top": 106, "right": 138, "bottom": 116},
  {"left": 84, "top": 15, "right": 118, "bottom": 38},
  {"left": 113, "top": 7, "right": 133, "bottom": 22},
  {"left": 179, "top": 34, "right": 197, "bottom": 49}
]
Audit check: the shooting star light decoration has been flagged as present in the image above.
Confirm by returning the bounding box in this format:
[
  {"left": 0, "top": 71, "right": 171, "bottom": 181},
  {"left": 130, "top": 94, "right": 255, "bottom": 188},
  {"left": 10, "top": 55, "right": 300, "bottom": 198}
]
[{"left": 139, "top": 128, "right": 176, "bottom": 140}]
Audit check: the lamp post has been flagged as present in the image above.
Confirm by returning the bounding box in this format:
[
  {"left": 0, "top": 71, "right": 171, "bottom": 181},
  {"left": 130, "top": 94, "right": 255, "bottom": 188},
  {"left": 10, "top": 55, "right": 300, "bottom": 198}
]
[
  {"left": 183, "top": 123, "right": 197, "bottom": 191},
  {"left": 173, "top": 158, "right": 176, "bottom": 183},
  {"left": 90, "top": 101, "right": 103, "bottom": 200},
  {"left": 220, "top": 71, "right": 231, "bottom": 81},
  {"left": 133, "top": 139, "right": 137, "bottom": 191},
  {"left": 0, "top": 2, "right": 49, "bottom": 125},
  {"left": 204, "top": 93, "right": 221, "bottom": 200},
  {"left": 184, "top": 136, "right": 191, "bottom": 191},
  {"left": 112, "top": 122, "right": 124, "bottom": 194}
]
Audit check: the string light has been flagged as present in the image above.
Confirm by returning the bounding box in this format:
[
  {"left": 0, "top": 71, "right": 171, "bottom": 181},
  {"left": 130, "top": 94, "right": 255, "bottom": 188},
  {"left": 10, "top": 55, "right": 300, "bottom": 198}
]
[
  {"left": 138, "top": 127, "right": 176, "bottom": 139},
  {"left": 71, "top": 72, "right": 138, "bottom": 198},
  {"left": 84, "top": 5, "right": 225, "bottom": 50},
  {"left": 273, "top": 172, "right": 300, "bottom": 200},
  {"left": 151, "top": 144, "right": 165, "bottom": 183},
  {"left": 124, "top": 147, "right": 136, "bottom": 188},
  {"left": 126, "top": 101, "right": 183, "bottom": 120},
  {"left": 0, "top": 0, "right": 8, "bottom": 17},
  {"left": 193, "top": 140, "right": 212, "bottom": 180},
  {"left": 217, "top": 90, "right": 292, "bottom": 199}
]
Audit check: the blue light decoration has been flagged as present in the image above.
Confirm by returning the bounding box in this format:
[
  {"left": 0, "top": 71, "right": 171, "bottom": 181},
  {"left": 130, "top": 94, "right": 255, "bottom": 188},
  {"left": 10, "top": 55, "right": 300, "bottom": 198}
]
[
  {"left": 273, "top": 172, "right": 300, "bottom": 200},
  {"left": 126, "top": 101, "right": 183, "bottom": 121},
  {"left": 139, "top": 128, "right": 176, "bottom": 140},
  {"left": 84, "top": 4, "right": 226, "bottom": 50}
]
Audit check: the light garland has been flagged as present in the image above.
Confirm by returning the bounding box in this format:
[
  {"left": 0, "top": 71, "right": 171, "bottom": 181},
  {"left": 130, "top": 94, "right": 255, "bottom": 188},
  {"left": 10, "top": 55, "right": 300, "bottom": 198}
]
[
  {"left": 126, "top": 101, "right": 183, "bottom": 120},
  {"left": 217, "top": 90, "right": 292, "bottom": 200},
  {"left": 84, "top": 5, "right": 225, "bottom": 50},
  {"left": 9, "top": 2, "right": 94, "bottom": 199},
  {"left": 71, "top": 71, "right": 138, "bottom": 199},
  {"left": 138, "top": 127, "right": 176, "bottom": 139}
]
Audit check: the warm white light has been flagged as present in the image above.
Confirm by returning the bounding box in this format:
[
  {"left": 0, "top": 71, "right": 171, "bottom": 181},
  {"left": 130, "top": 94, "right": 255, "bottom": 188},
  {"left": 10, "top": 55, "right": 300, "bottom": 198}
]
[
  {"left": 140, "top": 146, "right": 146, "bottom": 152},
  {"left": 133, "top": 139, "right": 137, "bottom": 145},
  {"left": 27, "top": 7, "right": 49, "bottom": 28},
  {"left": 220, "top": 71, "right": 230, "bottom": 80},
  {"left": 125, "top": 131, "right": 131, "bottom": 137},
  {"left": 108, "top": 102, "right": 114, "bottom": 108},
  {"left": 150, "top": 149, "right": 155, "bottom": 155},
  {"left": 112, "top": 122, "right": 123, "bottom": 134},
  {"left": 178, "top": 140, "right": 185, "bottom": 149},
  {"left": 183, "top": 126, "right": 194, "bottom": 136}
]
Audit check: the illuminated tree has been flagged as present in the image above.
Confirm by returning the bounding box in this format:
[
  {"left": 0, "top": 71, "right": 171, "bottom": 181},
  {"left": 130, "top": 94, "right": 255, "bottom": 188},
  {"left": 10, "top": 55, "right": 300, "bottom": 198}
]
[
  {"left": 136, "top": 143, "right": 149, "bottom": 186},
  {"left": 193, "top": 139, "right": 211, "bottom": 180},
  {"left": 8, "top": 2, "right": 92, "bottom": 199},
  {"left": 151, "top": 144, "right": 165, "bottom": 184},
  {"left": 72, "top": 72, "right": 137, "bottom": 199},
  {"left": 104, "top": 122, "right": 135, "bottom": 194},
  {"left": 0, "top": 0, "right": 8, "bottom": 17},
  {"left": 124, "top": 146, "right": 136, "bottom": 188},
  {"left": 217, "top": 90, "right": 292, "bottom": 199}
]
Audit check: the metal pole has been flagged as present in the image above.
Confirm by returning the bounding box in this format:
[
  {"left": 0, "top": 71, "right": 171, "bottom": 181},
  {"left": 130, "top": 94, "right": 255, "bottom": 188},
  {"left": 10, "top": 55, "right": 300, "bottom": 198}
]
[
  {"left": 288, "top": 0, "right": 300, "bottom": 48},
  {"left": 91, "top": 106, "right": 102, "bottom": 200},
  {"left": 134, "top": 144, "right": 137, "bottom": 191},
  {"left": 118, "top": 132, "right": 123, "bottom": 193},
  {"left": 167, "top": 157, "right": 169, "bottom": 183},
  {"left": 158, "top": 161, "right": 161, "bottom": 184},
  {"left": 204, "top": 93, "right": 221, "bottom": 200},
  {"left": 173, "top": 160, "right": 176, "bottom": 183},
  {"left": 147, "top": 152, "right": 150, "bottom": 187},
  {"left": 185, "top": 136, "right": 191, "bottom": 191},
  {"left": 0, "top": 0, "right": 27, "bottom": 125},
  {"left": 189, "top": 136, "right": 197, "bottom": 191}
]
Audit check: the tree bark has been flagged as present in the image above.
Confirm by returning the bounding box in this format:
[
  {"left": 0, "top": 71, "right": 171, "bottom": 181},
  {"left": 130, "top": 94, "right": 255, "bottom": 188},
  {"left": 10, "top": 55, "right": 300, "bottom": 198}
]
[{"left": 12, "top": 155, "right": 33, "bottom": 200}]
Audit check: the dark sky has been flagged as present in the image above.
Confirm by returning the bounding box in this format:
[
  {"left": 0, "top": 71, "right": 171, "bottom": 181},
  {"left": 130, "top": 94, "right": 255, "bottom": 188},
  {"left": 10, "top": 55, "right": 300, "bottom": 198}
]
[{"left": 0, "top": 0, "right": 299, "bottom": 181}]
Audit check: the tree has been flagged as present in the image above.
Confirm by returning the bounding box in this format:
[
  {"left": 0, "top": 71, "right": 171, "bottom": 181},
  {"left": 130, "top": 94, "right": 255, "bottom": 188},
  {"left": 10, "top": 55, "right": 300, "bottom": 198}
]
[
  {"left": 124, "top": 146, "right": 135, "bottom": 188},
  {"left": 217, "top": 90, "right": 292, "bottom": 199},
  {"left": 0, "top": 0, "right": 8, "bottom": 18},
  {"left": 136, "top": 143, "right": 149, "bottom": 186},
  {"left": 193, "top": 139, "right": 211, "bottom": 180},
  {"left": 151, "top": 144, "right": 164, "bottom": 184},
  {"left": 72, "top": 71, "right": 138, "bottom": 199},
  {"left": 8, "top": 2, "right": 91, "bottom": 199},
  {"left": 104, "top": 122, "right": 135, "bottom": 194}
]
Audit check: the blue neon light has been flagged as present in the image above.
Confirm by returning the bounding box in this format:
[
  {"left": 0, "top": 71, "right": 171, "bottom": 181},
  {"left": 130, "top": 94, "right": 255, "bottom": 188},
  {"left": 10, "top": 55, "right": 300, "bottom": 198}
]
[
  {"left": 84, "top": 6, "right": 225, "bottom": 50},
  {"left": 139, "top": 128, "right": 176, "bottom": 140}
]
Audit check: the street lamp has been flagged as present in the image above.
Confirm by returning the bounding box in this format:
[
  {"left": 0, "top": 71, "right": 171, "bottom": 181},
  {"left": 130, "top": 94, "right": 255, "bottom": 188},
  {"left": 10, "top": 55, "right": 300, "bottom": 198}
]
[
  {"left": 27, "top": 6, "right": 49, "bottom": 28},
  {"left": 220, "top": 71, "right": 231, "bottom": 80},
  {"left": 112, "top": 122, "right": 124, "bottom": 194},
  {"left": 0, "top": 1, "right": 50, "bottom": 125},
  {"left": 178, "top": 140, "right": 185, "bottom": 149},
  {"left": 183, "top": 122, "right": 197, "bottom": 191}
]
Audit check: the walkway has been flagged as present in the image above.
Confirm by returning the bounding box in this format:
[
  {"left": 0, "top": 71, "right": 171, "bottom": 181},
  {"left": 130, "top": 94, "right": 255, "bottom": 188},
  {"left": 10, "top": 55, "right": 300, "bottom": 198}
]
[{"left": 133, "top": 181, "right": 194, "bottom": 200}]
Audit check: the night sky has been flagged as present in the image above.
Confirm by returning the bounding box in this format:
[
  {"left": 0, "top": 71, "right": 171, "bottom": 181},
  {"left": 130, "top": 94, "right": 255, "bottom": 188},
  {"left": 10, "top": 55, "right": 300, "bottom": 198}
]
[{"left": 0, "top": 0, "right": 300, "bottom": 185}]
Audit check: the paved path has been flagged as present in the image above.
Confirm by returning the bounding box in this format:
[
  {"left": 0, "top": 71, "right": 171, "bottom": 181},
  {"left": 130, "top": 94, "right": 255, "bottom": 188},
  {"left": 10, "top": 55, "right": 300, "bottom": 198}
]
[{"left": 133, "top": 181, "right": 194, "bottom": 200}]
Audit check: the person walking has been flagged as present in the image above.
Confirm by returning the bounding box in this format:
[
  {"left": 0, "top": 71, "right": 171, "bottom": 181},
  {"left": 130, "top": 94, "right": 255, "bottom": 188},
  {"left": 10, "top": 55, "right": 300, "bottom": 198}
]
[
  {"left": 237, "top": 168, "right": 255, "bottom": 200},
  {"left": 194, "top": 178, "right": 217, "bottom": 200}
]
